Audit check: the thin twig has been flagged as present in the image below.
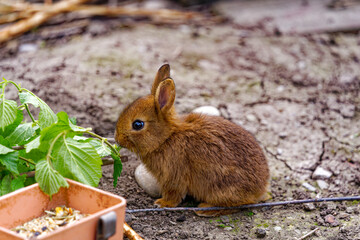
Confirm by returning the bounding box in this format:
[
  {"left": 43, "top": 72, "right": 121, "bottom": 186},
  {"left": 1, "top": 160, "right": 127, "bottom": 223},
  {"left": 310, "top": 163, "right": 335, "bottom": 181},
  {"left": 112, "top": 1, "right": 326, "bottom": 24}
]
[
  {"left": 297, "top": 228, "right": 319, "bottom": 240},
  {"left": 123, "top": 222, "right": 144, "bottom": 240},
  {"left": 0, "top": 0, "right": 91, "bottom": 43}
]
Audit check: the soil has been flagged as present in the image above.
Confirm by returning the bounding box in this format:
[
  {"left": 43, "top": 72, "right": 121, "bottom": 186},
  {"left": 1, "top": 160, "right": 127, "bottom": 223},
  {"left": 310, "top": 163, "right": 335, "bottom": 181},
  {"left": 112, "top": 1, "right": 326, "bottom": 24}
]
[{"left": 0, "top": 1, "right": 359, "bottom": 239}]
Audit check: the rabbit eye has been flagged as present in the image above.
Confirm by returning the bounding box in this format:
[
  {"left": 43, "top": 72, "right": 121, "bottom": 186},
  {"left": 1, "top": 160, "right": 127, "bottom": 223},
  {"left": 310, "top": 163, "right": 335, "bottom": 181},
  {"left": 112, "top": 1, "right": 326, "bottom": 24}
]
[{"left": 132, "top": 120, "right": 144, "bottom": 130}]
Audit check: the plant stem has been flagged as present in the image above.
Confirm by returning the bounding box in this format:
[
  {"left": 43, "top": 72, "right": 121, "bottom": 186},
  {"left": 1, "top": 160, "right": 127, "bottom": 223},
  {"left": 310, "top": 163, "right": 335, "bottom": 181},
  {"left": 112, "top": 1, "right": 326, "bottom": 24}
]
[
  {"left": 19, "top": 156, "right": 36, "bottom": 165},
  {"left": 25, "top": 104, "right": 36, "bottom": 123},
  {"left": 46, "top": 131, "right": 66, "bottom": 162},
  {"left": 86, "top": 131, "right": 120, "bottom": 156},
  {"left": 6, "top": 80, "right": 37, "bottom": 124}
]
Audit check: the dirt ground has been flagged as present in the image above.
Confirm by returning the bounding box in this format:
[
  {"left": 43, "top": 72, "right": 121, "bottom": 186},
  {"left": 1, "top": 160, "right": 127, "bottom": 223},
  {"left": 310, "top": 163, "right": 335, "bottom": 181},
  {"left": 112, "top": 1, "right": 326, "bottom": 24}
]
[{"left": 1, "top": 0, "right": 360, "bottom": 239}]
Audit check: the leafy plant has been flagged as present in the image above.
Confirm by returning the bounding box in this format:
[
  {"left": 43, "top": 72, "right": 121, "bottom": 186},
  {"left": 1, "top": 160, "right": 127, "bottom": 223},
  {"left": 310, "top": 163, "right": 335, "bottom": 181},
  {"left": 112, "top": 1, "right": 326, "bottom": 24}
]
[{"left": 0, "top": 78, "right": 122, "bottom": 197}]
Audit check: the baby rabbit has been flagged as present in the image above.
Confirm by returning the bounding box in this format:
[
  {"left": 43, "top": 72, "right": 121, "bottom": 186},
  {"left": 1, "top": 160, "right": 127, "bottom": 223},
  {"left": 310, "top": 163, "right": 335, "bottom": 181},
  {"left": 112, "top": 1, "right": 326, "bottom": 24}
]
[{"left": 115, "top": 64, "right": 270, "bottom": 216}]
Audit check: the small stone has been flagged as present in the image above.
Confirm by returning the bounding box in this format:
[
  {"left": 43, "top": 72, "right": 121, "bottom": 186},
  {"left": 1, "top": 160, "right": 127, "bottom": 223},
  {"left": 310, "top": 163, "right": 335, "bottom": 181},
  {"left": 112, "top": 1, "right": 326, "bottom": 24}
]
[
  {"left": 276, "top": 85, "right": 285, "bottom": 92},
  {"left": 220, "top": 215, "right": 230, "bottom": 224},
  {"left": 88, "top": 21, "right": 108, "bottom": 36},
  {"left": 324, "top": 214, "right": 340, "bottom": 227},
  {"left": 302, "top": 182, "right": 317, "bottom": 192},
  {"left": 125, "top": 214, "right": 133, "bottom": 224},
  {"left": 277, "top": 148, "right": 283, "bottom": 155},
  {"left": 255, "top": 228, "right": 266, "bottom": 238},
  {"left": 192, "top": 106, "right": 221, "bottom": 116},
  {"left": 246, "top": 114, "right": 257, "bottom": 122},
  {"left": 278, "top": 132, "right": 287, "bottom": 139},
  {"left": 340, "top": 104, "right": 355, "bottom": 118},
  {"left": 274, "top": 226, "right": 282, "bottom": 232},
  {"left": 224, "top": 227, "right": 232, "bottom": 231},
  {"left": 304, "top": 203, "right": 316, "bottom": 211},
  {"left": 312, "top": 167, "right": 333, "bottom": 179},
  {"left": 316, "top": 180, "right": 329, "bottom": 190},
  {"left": 19, "top": 43, "right": 38, "bottom": 52},
  {"left": 134, "top": 163, "right": 161, "bottom": 198},
  {"left": 338, "top": 213, "right": 350, "bottom": 220},
  {"left": 176, "top": 215, "right": 186, "bottom": 222}
]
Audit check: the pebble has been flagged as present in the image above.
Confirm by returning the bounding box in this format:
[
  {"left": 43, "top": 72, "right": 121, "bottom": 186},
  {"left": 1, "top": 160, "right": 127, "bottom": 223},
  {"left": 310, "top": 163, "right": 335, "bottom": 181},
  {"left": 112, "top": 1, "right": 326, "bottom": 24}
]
[
  {"left": 134, "top": 163, "right": 161, "bottom": 198},
  {"left": 125, "top": 214, "right": 133, "bottom": 224},
  {"left": 255, "top": 228, "right": 266, "bottom": 238},
  {"left": 324, "top": 214, "right": 340, "bottom": 227},
  {"left": 19, "top": 43, "right": 38, "bottom": 53},
  {"left": 192, "top": 106, "right": 221, "bottom": 116},
  {"left": 277, "top": 148, "right": 283, "bottom": 155},
  {"left": 220, "top": 215, "right": 230, "bottom": 224},
  {"left": 224, "top": 227, "right": 232, "bottom": 231},
  {"left": 302, "top": 182, "right": 317, "bottom": 192},
  {"left": 176, "top": 215, "right": 186, "bottom": 222},
  {"left": 278, "top": 132, "right": 287, "bottom": 139},
  {"left": 316, "top": 179, "right": 329, "bottom": 190},
  {"left": 304, "top": 203, "right": 316, "bottom": 211},
  {"left": 340, "top": 104, "right": 355, "bottom": 118},
  {"left": 312, "top": 166, "right": 332, "bottom": 179},
  {"left": 246, "top": 114, "right": 257, "bottom": 122},
  {"left": 274, "top": 226, "right": 282, "bottom": 232},
  {"left": 338, "top": 213, "right": 350, "bottom": 220}
]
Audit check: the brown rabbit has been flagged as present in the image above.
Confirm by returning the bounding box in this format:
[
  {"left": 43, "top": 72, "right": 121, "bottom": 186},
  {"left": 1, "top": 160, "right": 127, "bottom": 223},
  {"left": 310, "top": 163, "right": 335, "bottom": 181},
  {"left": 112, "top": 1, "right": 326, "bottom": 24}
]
[{"left": 115, "top": 64, "right": 270, "bottom": 216}]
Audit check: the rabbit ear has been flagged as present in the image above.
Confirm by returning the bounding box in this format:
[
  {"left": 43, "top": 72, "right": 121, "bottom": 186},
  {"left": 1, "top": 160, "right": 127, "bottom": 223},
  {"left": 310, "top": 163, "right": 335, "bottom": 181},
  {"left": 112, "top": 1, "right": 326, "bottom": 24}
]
[
  {"left": 155, "top": 78, "right": 175, "bottom": 114},
  {"left": 151, "top": 64, "right": 170, "bottom": 95}
]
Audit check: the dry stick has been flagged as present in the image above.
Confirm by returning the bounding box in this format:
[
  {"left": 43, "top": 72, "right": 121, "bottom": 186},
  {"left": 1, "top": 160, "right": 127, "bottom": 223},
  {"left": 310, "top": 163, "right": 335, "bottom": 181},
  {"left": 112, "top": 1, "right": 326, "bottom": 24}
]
[
  {"left": 0, "top": 0, "right": 91, "bottom": 43},
  {"left": 123, "top": 222, "right": 144, "bottom": 240},
  {"left": 297, "top": 228, "right": 319, "bottom": 240},
  {"left": 1, "top": 3, "right": 202, "bottom": 23}
]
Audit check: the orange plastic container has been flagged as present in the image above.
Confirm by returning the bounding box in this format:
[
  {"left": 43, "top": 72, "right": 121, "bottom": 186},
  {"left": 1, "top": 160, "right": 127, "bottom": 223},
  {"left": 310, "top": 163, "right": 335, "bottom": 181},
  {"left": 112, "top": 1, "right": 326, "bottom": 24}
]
[{"left": 0, "top": 179, "right": 126, "bottom": 240}]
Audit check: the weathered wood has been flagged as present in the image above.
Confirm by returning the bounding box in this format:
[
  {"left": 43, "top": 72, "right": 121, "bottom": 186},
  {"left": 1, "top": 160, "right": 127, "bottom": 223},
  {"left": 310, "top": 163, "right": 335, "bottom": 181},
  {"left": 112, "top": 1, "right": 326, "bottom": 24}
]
[
  {"left": 123, "top": 222, "right": 144, "bottom": 240},
  {"left": 0, "top": 0, "right": 91, "bottom": 43}
]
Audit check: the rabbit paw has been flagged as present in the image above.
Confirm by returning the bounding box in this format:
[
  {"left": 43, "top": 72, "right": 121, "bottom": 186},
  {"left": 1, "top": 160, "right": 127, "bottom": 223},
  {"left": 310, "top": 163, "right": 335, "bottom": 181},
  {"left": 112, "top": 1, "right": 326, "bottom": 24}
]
[{"left": 154, "top": 198, "right": 178, "bottom": 208}]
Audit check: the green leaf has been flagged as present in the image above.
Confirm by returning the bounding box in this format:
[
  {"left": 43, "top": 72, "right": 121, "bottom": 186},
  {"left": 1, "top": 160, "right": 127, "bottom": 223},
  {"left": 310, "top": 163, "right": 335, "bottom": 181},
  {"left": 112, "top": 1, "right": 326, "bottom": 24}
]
[
  {"left": 6, "top": 123, "right": 35, "bottom": 145},
  {"left": 0, "top": 174, "right": 12, "bottom": 196},
  {"left": 11, "top": 175, "right": 26, "bottom": 191},
  {"left": 111, "top": 153, "right": 122, "bottom": 188},
  {"left": 69, "top": 117, "right": 77, "bottom": 125},
  {"left": 19, "top": 91, "right": 57, "bottom": 129},
  {"left": 0, "top": 152, "right": 19, "bottom": 174},
  {"left": 39, "top": 112, "right": 86, "bottom": 152},
  {"left": 19, "top": 91, "right": 40, "bottom": 107},
  {"left": 52, "top": 137, "right": 102, "bottom": 187},
  {"left": 35, "top": 159, "right": 68, "bottom": 197},
  {"left": 0, "top": 143, "right": 14, "bottom": 155},
  {"left": 89, "top": 139, "right": 112, "bottom": 158},
  {"left": 0, "top": 110, "right": 23, "bottom": 138},
  {"left": 25, "top": 136, "right": 40, "bottom": 153},
  {"left": 0, "top": 99, "right": 18, "bottom": 131}
]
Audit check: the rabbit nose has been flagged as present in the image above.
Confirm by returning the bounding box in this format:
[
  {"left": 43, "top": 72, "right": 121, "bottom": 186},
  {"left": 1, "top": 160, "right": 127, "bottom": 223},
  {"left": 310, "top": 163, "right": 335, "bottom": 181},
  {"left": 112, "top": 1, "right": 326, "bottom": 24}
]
[{"left": 114, "top": 131, "right": 126, "bottom": 147}]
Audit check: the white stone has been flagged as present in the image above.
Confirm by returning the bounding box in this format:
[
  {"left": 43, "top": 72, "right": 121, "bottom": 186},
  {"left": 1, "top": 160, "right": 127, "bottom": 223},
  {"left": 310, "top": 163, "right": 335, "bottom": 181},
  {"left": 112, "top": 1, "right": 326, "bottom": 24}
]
[
  {"left": 277, "top": 148, "right": 283, "bottom": 155},
  {"left": 135, "top": 163, "right": 161, "bottom": 198},
  {"left": 19, "top": 43, "right": 38, "bottom": 53},
  {"left": 192, "top": 106, "right": 221, "bottom": 116},
  {"left": 274, "top": 226, "right": 282, "bottom": 232},
  {"left": 316, "top": 180, "right": 329, "bottom": 190},
  {"left": 246, "top": 114, "right": 257, "bottom": 122},
  {"left": 312, "top": 167, "right": 332, "bottom": 179},
  {"left": 276, "top": 85, "right": 285, "bottom": 92},
  {"left": 302, "top": 182, "right": 316, "bottom": 192}
]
